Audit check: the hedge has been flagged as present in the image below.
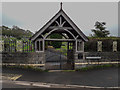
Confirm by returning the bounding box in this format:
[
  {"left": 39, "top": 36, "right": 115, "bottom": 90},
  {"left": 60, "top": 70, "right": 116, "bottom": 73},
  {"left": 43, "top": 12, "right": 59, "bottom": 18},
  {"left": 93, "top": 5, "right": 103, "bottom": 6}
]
[{"left": 84, "top": 37, "right": 120, "bottom": 52}]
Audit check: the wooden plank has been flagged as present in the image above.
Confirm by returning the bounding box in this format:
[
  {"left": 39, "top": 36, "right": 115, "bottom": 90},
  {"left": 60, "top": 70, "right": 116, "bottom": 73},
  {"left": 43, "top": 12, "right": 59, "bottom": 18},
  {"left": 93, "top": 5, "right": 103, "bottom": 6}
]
[{"left": 48, "top": 26, "right": 72, "bottom": 30}]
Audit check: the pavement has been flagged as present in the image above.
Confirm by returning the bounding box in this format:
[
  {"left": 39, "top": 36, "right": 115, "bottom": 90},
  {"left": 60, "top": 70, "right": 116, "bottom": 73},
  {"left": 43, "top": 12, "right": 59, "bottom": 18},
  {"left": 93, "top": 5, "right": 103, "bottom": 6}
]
[{"left": 2, "top": 67, "right": 120, "bottom": 89}]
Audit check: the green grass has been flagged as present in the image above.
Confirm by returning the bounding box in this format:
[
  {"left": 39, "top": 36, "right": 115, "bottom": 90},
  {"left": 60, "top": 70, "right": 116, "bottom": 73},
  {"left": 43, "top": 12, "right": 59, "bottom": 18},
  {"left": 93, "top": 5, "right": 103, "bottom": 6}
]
[
  {"left": 76, "top": 64, "right": 119, "bottom": 71},
  {"left": 3, "top": 64, "right": 119, "bottom": 72},
  {"left": 55, "top": 42, "right": 73, "bottom": 56},
  {"left": 61, "top": 64, "right": 119, "bottom": 72},
  {"left": 62, "top": 70, "right": 75, "bottom": 72},
  {"left": 2, "top": 65, "right": 46, "bottom": 72},
  {"left": 3, "top": 39, "right": 35, "bottom": 52}
]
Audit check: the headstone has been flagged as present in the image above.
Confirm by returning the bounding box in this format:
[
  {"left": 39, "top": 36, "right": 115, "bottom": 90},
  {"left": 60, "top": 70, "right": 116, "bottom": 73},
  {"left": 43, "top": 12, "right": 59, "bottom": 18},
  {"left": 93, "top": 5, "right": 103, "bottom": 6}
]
[
  {"left": 0, "top": 40, "right": 4, "bottom": 52},
  {"left": 113, "top": 41, "right": 117, "bottom": 52},
  {"left": 16, "top": 40, "right": 23, "bottom": 52},
  {"left": 98, "top": 41, "right": 102, "bottom": 52}
]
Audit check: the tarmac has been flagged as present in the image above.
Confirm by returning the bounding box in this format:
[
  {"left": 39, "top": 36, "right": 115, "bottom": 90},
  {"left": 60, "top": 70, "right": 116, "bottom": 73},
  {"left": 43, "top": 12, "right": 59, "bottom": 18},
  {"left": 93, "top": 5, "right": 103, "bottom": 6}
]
[{"left": 2, "top": 67, "right": 120, "bottom": 89}]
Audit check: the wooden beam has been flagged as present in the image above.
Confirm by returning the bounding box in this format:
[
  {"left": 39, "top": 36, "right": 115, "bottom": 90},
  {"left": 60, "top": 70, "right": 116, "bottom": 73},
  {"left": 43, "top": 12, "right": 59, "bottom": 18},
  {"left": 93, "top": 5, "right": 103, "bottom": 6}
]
[
  {"left": 49, "top": 26, "right": 72, "bottom": 30},
  {"left": 60, "top": 16, "right": 62, "bottom": 25},
  {"left": 45, "top": 39, "right": 75, "bottom": 41},
  {"left": 62, "top": 33, "right": 69, "bottom": 39},
  {"left": 44, "top": 28, "right": 75, "bottom": 39}
]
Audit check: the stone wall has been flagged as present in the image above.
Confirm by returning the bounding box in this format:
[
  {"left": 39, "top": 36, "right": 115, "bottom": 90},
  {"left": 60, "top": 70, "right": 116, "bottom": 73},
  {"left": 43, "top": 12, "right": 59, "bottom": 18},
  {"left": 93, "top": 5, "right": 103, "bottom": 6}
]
[
  {"left": 84, "top": 52, "right": 120, "bottom": 61},
  {"left": 2, "top": 52, "right": 45, "bottom": 64},
  {"left": 1, "top": 51, "right": 120, "bottom": 70},
  {"left": 75, "top": 52, "right": 120, "bottom": 69}
]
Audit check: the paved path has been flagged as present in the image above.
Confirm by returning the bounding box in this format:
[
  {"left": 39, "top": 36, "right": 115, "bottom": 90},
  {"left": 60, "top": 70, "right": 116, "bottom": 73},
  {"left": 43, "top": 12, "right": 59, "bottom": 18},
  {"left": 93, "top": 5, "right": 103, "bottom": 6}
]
[{"left": 2, "top": 67, "right": 119, "bottom": 88}]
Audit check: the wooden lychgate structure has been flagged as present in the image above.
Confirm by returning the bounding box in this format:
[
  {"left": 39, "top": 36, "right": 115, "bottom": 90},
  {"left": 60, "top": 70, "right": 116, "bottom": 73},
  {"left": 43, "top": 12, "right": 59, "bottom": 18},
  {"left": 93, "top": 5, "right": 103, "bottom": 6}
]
[{"left": 30, "top": 3, "right": 88, "bottom": 70}]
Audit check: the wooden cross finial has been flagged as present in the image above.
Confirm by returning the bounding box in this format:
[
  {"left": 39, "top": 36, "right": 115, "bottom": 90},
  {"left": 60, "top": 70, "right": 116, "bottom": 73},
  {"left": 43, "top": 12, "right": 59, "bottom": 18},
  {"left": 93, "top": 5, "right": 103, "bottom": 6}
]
[{"left": 60, "top": 2, "right": 63, "bottom": 10}]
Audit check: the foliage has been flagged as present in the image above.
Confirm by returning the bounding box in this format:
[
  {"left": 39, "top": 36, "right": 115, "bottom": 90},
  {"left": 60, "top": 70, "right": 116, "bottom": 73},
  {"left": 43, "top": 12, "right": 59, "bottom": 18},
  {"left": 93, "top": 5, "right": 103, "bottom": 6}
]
[
  {"left": 85, "top": 37, "right": 120, "bottom": 52},
  {"left": 117, "top": 39, "right": 120, "bottom": 51},
  {"left": 49, "top": 33, "right": 62, "bottom": 48},
  {"left": 56, "top": 42, "right": 68, "bottom": 56},
  {"left": 91, "top": 21, "right": 110, "bottom": 37},
  {"left": 2, "top": 65, "right": 45, "bottom": 72},
  {"left": 1, "top": 25, "right": 33, "bottom": 40},
  {"left": 3, "top": 40, "right": 35, "bottom": 52},
  {"left": 62, "top": 70, "right": 75, "bottom": 72},
  {"left": 102, "top": 39, "right": 113, "bottom": 52},
  {"left": 84, "top": 39, "right": 97, "bottom": 52},
  {"left": 88, "top": 36, "right": 120, "bottom": 40}
]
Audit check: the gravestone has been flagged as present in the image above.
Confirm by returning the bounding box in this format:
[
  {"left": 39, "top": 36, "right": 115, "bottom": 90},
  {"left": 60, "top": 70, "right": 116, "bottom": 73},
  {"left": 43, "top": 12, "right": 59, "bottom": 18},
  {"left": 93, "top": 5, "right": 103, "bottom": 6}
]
[
  {"left": 16, "top": 40, "right": 23, "bottom": 52},
  {"left": 0, "top": 40, "right": 4, "bottom": 52}
]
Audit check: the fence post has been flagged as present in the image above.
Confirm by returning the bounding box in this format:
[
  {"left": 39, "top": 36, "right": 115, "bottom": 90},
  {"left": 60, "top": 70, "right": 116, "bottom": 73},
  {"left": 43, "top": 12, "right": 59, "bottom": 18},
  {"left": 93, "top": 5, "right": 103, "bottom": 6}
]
[
  {"left": 98, "top": 41, "right": 102, "bottom": 52},
  {"left": 113, "top": 41, "right": 117, "bottom": 52},
  {"left": 14, "top": 40, "right": 17, "bottom": 52},
  {"left": 16, "top": 40, "right": 23, "bottom": 52}
]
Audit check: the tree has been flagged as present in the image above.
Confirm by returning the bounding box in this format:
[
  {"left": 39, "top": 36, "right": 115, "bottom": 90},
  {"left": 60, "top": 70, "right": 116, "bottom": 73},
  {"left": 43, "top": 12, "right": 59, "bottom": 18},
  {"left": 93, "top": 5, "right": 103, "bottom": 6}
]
[
  {"left": 91, "top": 21, "right": 110, "bottom": 37},
  {"left": 50, "top": 33, "right": 62, "bottom": 48},
  {"left": 1, "top": 25, "right": 33, "bottom": 40}
]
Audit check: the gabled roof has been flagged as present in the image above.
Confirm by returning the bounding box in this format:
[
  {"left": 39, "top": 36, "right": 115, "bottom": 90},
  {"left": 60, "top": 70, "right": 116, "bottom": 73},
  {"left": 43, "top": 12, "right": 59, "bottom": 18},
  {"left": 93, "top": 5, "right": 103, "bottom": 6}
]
[{"left": 30, "top": 7, "right": 88, "bottom": 42}]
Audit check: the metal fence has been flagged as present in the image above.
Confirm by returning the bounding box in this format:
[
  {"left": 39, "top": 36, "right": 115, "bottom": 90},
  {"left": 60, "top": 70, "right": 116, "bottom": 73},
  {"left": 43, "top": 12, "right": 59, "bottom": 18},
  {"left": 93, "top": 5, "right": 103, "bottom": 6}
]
[
  {"left": 0, "top": 40, "right": 34, "bottom": 52},
  {"left": 0, "top": 40, "right": 119, "bottom": 52}
]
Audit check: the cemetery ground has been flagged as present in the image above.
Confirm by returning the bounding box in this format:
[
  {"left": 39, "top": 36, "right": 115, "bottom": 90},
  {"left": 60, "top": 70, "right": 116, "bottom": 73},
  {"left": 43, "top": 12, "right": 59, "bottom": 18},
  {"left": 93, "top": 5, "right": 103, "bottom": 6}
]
[{"left": 2, "top": 64, "right": 120, "bottom": 89}]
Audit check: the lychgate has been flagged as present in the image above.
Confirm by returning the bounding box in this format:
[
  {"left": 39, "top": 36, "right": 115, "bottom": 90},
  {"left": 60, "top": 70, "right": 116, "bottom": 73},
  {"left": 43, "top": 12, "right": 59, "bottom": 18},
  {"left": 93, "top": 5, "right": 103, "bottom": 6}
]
[{"left": 30, "top": 3, "right": 88, "bottom": 70}]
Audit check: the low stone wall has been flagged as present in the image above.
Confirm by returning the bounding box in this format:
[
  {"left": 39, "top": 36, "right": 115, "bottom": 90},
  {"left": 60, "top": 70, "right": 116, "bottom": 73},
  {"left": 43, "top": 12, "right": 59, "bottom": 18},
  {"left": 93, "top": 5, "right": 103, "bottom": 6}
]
[
  {"left": 1, "top": 52, "right": 120, "bottom": 70},
  {"left": 75, "top": 52, "right": 120, "bottom": 69},
  {"left": 84, "top": 52, "right": 120, "bottom": 61},
  {"left": 1, "top": 52, "right": 45, "bottom": 64}
]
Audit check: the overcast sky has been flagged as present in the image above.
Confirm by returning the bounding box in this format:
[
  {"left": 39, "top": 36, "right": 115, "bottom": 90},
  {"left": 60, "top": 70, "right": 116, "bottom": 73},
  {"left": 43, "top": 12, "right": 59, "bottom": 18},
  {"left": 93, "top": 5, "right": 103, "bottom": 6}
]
[{"left": 2, "top": 2, "right": 118, "bottom": 36}]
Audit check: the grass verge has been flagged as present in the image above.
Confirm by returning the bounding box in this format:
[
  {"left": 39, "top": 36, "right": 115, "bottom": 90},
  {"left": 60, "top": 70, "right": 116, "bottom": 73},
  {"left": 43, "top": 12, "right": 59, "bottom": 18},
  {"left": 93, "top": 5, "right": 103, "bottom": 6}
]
[
  {"left": 62, "top": 70, "right": 75, "bottom": 72},
  {"left": 2, "top": 65, "right": 49, "bottom": 72},
  {"left": 2, "top": 64, "right": 119, "bottom": 72},
  {"left": 76, "top": 64, "right": 120, "bottom": 71}
]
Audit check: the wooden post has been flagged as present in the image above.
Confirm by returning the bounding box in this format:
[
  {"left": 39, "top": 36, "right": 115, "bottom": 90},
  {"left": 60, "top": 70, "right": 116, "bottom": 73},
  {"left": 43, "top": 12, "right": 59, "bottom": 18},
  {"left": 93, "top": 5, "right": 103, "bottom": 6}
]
[
  {"left": 27, "top": 41, "right": 28, "bottom": 52},
  {"left": 15, "top": 40, "right": 17, "bottom": 52},
  {"left": 43, "top": 40, "right": 45, "bottom": 52},
  {"left": 82, "top": 41, "right": 84, "bottom": 52},
  {"left": 35, "top": 41, "right": 37, "bottom": 51}
]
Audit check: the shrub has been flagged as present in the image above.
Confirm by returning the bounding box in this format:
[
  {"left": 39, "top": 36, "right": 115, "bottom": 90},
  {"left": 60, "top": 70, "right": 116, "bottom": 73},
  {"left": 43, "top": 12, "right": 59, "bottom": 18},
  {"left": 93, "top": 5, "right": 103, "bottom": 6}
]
[
  {"left": 85, "top": 37, "right": 120, "bottom": 52},
  {"left": 50, "top": 33, "right": 62, "bottom": 48},
  {"left": 2, "top": 65, "right": 44, "bottom": 72},
  {"left": 117, "top": 39, "right": 120, "bottom": 51},
  {"left": 84, "top": 39, "right": 97, "bottom": 52}
]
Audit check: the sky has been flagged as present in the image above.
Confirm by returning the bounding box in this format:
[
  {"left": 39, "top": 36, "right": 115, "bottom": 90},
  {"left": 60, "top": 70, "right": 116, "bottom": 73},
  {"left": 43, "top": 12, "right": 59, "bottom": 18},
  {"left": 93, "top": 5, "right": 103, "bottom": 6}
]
[{"left": 1, "top": 2, "right": 118, "bottom": 36}]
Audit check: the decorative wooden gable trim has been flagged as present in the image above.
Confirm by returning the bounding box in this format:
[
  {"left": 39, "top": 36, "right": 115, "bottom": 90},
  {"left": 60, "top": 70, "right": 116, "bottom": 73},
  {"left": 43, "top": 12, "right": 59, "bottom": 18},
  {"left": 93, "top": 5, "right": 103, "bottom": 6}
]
[
  {"left": 61, "top": 10, "right": 88, "bottom": 41},
  {"left": 30, "top": 8, "right": 88, "bottom": 42}
]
